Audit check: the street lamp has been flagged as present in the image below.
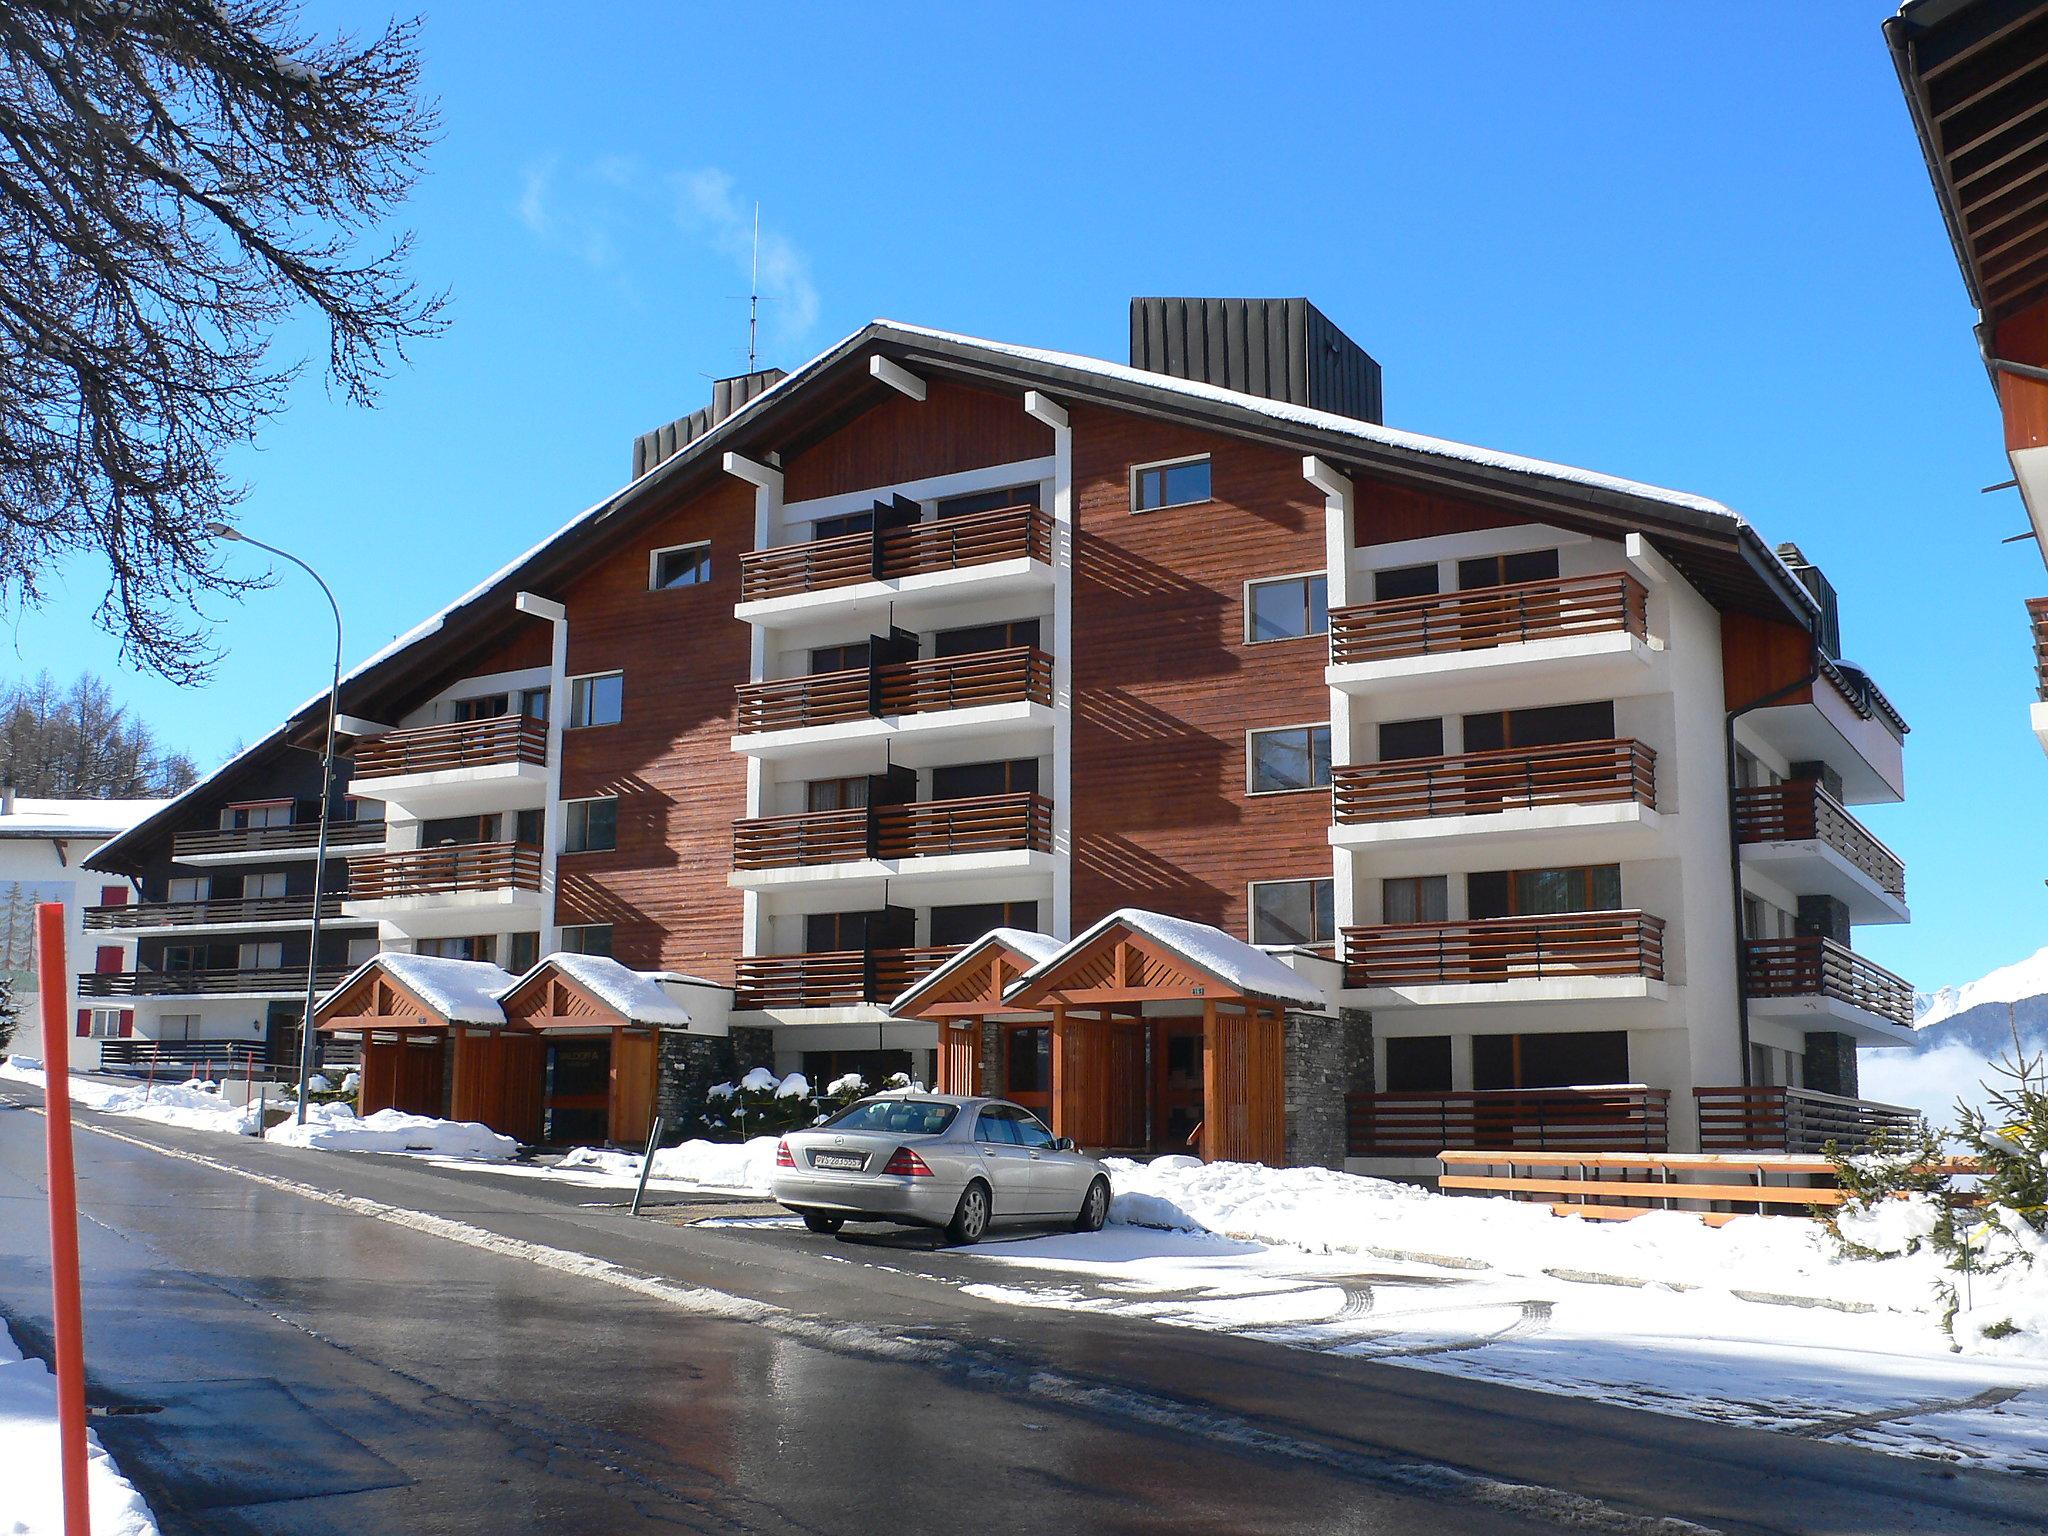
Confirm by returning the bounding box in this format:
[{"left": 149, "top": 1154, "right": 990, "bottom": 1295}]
[{"left": 206, "top": 523, "right": 343, "bottom": 1126}]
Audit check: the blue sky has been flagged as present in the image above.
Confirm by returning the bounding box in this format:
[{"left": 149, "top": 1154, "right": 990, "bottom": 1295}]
[{"left": 6, "top": 2, "right": 2033, "bottom": 990}]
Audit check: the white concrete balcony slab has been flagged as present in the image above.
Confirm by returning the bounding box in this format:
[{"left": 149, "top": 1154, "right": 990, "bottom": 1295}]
[{"left": 345, "top": 715, "right": 550, "bottom": 819}]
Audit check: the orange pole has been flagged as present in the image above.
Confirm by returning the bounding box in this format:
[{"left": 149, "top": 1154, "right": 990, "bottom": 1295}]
[{"left": 35, "top": 903, "right": 91, "bottom": 1535}]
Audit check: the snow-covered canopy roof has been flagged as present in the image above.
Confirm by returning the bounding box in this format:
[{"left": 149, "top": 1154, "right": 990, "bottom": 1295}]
[
  {"left": 0, "top": 797, "right": 167, "bottom": 840},
  {"left": 889, "top": 926, "right": 1065, "bottom": 1014},
  {"left": 507, "top": 952, "right": 694, "bottom": 1025},
  {"left": 319, "top": 952, "right": 513, "bottom": 1025},
  {"left": 1006, "top": 908, "right": 1329, "bottom": 1011}
]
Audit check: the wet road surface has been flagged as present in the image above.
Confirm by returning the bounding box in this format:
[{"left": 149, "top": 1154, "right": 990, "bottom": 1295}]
[{"left": 3, "top": 1088, "right": 2046, "bottom": 1536}]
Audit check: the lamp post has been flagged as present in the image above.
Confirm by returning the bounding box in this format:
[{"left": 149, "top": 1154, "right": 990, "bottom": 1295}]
[{"left": 206, "top": 523, "right": 343, "bottom": 1126}]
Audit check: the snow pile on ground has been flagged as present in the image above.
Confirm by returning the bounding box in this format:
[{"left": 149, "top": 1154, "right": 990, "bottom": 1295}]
[
  {"left": 0, "top": 1319, "right": 158, "bottom": 1536},
  {"left": 0, "top": 1058, "right": 256, "bottom": 1136},
  {"left": 556, "top": 1136, "right": 779, "bottom": 1193},
  {"left": 1103, "top": 1158, "right": 2046, "bottom": 1360},
  {"left": 265, "top": 1102, "right": 517, "bottom": 1160}
]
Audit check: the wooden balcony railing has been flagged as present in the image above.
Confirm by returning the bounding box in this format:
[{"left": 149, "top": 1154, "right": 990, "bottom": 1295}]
[
  {"left": 1343, "top": 911, "right": 1667, "bottom": 988},
  {"left": 2028, "top": 596, "right": 2048, "bottom": 702},
  {"left": 1329, "top": 571, "right": 1649, "bottom": 666},
  {"left": 1742, "top": 936, "right": 1913, "bottom": 1028},
  {"left": 346, "top": 841, "right": 542, "bottom": 902},
  {"left": 732, "top": 792, "right": 1055, "bottom": 871},
  {"left": 1734, "top": 781, "right": 1905, "bottom": 899},
  {"left": 81, "top": 965, "right": 351, "bottom": 998},
  {"left": 83, "top": 894, "right": 344, "bottom": 931},
  {"left": 98, "top": 1039, "right": 277, "bottom": 1074},
  {"left": 1346, "top": 1087, "right": 1671, "bottom": 1157},
  {"left": 734, "top": 945, "right": 959, "bottom": 1009},
  {"left": 735, "top": 646, "right": 1055, "bottom": 735},
  {"left": 350, "top": 714, "right": 548, "bottom": 781},
  {"left": 1694, "top": 1085, "right": 1923, "bottom": 1155},
  {"left": 171, "top": 819, "right": 385, "bottom": 860},
  {"left": 739, "top": 504, "right": 1053, "bottom": 602},
  {"left": 1333, "top": 739, "right": 1655, "bottom": 825}
]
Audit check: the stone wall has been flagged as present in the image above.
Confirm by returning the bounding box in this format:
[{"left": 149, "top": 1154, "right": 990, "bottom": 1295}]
[
  {"left": 979, "top": 1021, "right": 1006, "bottom": 1098},
  {"left": 1802, "top": 1030, "right": 1859, "bottom": 1098},
  {"left": 1284, "top": 1007, "right": 1372, "bottom": 1168},
  {"left": 654, "top": 1031, "right": 735, "bottom": 1141}
]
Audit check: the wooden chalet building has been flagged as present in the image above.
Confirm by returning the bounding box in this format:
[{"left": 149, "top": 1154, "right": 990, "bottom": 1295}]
[{"left": 84, "top": 296, "right": 1917, "bottom": 1169}]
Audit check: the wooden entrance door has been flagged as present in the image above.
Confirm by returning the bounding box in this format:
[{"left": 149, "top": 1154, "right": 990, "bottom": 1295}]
[
  {"left": 544, "top": 1037, "right": 611, "bottom": 1144},
  {"left": 609, "top": 1030, "right": 656, "bottom": 1145},
  {"left": 1151, "top": 1021, "right": 1205, "bottom": 1154}
]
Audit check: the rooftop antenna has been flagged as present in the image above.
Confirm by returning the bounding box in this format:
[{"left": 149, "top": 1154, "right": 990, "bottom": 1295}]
[{"left": 748, "top": 201, "right": 760, "bottom": 372}]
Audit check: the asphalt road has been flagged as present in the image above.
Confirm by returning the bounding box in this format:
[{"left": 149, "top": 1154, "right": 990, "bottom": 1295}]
[{"left": 2, "top": 1086, "right": 2045, "bottom": 1536}]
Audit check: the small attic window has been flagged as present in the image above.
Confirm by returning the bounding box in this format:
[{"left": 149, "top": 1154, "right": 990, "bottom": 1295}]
[
  {"left": 1131, "top": 455, "right": 1211, "bottom": 513},
  {"left": 650, "top": 541, "right": 711, "bottom": 590}
]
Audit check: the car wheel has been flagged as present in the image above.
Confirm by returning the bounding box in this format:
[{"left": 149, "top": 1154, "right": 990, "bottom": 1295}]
[
  {"left": 1074, "top": 1176, "right": 1110, "bottom": 1233},
  {"left": 946, "top": 1181, "right": 991, "bottom": 1246},
  {"left": 801, "top": 1211, "right": 844, "bottom": 1235}
]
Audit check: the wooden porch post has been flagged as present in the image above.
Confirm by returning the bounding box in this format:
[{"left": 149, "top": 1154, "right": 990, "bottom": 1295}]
[
  {"left": 1049, "top": 1002, "right": 1068, "bottom": 1140},
  {"left": 1200, "top": 998, "right": 1219, "bottom": 1163}
]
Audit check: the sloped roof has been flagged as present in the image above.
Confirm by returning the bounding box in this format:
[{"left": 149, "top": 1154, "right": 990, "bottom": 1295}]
[
  {"left": 1006, "top": 908, "right": 1328, "bottom": 1011},
  {"left": 318, "top": 952, "right": 512, "bottom": 1026},
  {"left": 889, "top": 926, "right": 1065, "bottom": 1015},
  {"left": 503, "top": 952, "right": 694, "bottom": 1025},
  {"left": 0, "top": 797, "right": 167, "bottom": 840}
]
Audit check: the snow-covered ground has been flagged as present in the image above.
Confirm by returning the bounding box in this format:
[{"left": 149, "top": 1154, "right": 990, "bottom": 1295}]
[
  {"left": 0, "top": 1058, "right": 257, "bottom": 1136},
  {"left": 0, "top": 1319, "right": 158, "bottom": 1536},
  {"left": 427, "top": 1136, "right": 782, "bottom": 1197}
]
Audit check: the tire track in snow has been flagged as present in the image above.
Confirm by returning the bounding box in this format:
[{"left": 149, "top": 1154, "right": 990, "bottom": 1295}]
[{"left": 13, "top": 1098, "right": 1732, "bottom": 1536}]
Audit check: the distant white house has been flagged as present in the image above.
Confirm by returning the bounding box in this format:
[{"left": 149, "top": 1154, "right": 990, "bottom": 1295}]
[{"left": 0, "top": 790, "right": 166, "bottom": 1068}]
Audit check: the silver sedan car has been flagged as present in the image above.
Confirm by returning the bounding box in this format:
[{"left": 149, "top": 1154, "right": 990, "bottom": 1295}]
[{"left": 772, "top": 1094, "right": 1111, "bottom": 1244}]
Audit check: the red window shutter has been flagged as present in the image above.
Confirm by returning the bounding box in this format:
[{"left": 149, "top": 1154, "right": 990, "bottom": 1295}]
[
  {"left": 95, "top": 945, "right": 123, "bottom": 975},
  {"left": 76, "top": 1008, "right": 91, "bottom": 1038},
  {"left": 100, "top": 885, "right": 129, "bottom": 906},
  {"left": 118, "top": 1011, "right": 134, "bottom": 1038}
]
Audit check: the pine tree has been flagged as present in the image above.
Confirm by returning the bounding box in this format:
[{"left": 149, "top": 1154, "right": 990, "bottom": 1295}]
[{"left": 0, "top": 971, "right": 18, "bottom": 1055}]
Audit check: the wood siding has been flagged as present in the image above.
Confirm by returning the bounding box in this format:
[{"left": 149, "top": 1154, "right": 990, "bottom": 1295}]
[
  {"left": 554, "top": 478, "right": 756, "bottom": 978},
  {"left": 1721, "top": 610, "right": 1812, "bottom": 711},
  {"left": 1354, "top": 479, "right": 1528, "bottom": 546},
  {"left": 451, "top": 1032, "right": 544, "bottom": 1144},
  {"left": 1068, "top": 407, "right": 1332, "bottom": 936},
  {"left": 782, "top": 380, "right": 1051, "bottom": 503}
]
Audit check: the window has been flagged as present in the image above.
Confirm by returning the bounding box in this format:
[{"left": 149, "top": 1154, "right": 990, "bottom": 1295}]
[
  {"left": 810, "top": 642, "right": 870, "bottom": 674},
  {"left": 1383, "top": 875, "right": 1449, "bottom": 924},
  {"left": 933, "top": 618, "right": 1040, "bottom": 658},
  {"left": 224, "top": 800, "right": 292, "bottom": 830},
  {"left": 812, "top": 510, "right": 874, "bottom": 540},
  {"left": 1458, "top": 548, "right": 1559, "bottom": 591},
  {"left": 1378, "top": 718, "right": 1445, "bottom": 762},
  {"left": 420, "top": 935, "right": 495, "bottom": 962},
  {"left": 930, "top": 900, "right": 1039, "bottom": 947},
  {"left": 243, "top": 871, "right": 288, "bottom": 900},
  {"left": 936, "top": 484, "right": 1040, "bottom": 519},
  {"left": 807, "top": 776, "right": 869, "bottom": 813},
  {"left": 1463, "top": 701, "right": 1615, "bottom": 753},
  {"left": 805, "top": 909, "right": 909, "bottom": 952},
  {"left": 558, "top": 923, "right": 613, "bottom": 958},
  {"left": 166, "top": 876, "right": 210, "bottom": 903},
  {"left": 568, "top": 673, "right": 623, "bottom": 728},
  {"left": 561, "top": 797, "right": 617, "bottom": 854},
  {"left": 1467, "top": 864, "right": 1622, "bottom": 920},
  {"left": 1474, "top": 1029, "right": 1627, "bottom": 1091},
  {"left": 452, "top": 693, "right": 510, "bottom": 722},
  {"left": 1374, "top": 564, "right": 1440, "bottom": 601},
  {"left": 1007, "top": 1026, "right": 1051, "bottom": 1095},
  {"left": 1248, "top": 724, "right": 1331, "bottom": 793},
  {"left": 1246, "top": 574, "right": 1329, "bottom": 644},
  {"left": 1385, "top": 1036, "right": 1454, "bottom": 1093},
  {"left": 822, "top": 1099, "right": 959, "bottom": 1135},
  {"left": 1131, "top": 455, "right": 1212, "bottom": 512},
  {"left": 520, "top": 687, "right": 550, "bottom": 721},
  {"left": 514, "top": 808, "right": 545, "bottom": 847},
  {"left": 421, "top": 813, "right": 494, "bottom": 847},
  {"left": 1249, "top": 879, "right": 1334, "bottom": 946},
  {"left": 975, "top": 1105, "right": 1022, "bottom": 1144},
  {"left": 651, "top": 542, "right": 711, "bottom": 590},
  {"left": 931, "top": 758, "right": 1038, "bottom": 799},
  {"left": 346, "top": 797, "right": 385, "bottom": 824},
  {"left": 156, "top": 1013, "right": 200, "bottom": 1042},
  {"left": 86, "top": 1009, "right": 124, "bottom": 1040},
  {"left": 507, "top": 932, "right": 540, "bottom": 973},
  {"left": 238, "top": 941, "right": 283, "bottom": 970},
  {"left": 345, "top": 935, "right": 380, "bottom": 966}
]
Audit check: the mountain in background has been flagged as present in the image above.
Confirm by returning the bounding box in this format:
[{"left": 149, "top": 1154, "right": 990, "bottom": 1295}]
[{"left": 1859, "top": 945, "right": 2048, "bottom": 1124}]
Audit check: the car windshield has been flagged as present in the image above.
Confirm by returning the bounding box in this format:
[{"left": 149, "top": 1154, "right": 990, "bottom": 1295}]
[{"left": 819, "top": 1098, "right": 959, "bottom": 1136}]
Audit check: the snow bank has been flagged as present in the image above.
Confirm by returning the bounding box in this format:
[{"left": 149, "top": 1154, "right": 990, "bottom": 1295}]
[
  {"left": 265, "top": 1102, "right": 517, "bottom": 1160},
  {"left": 0, "top": 1320, "right": 158, "bottom": 1536},
  {"left": 556, "top": 1137, "right": 779, "bottom": 1192},
  {"left": 1103, "top": 1158, "right": 2046, "bottom": 1360},
  {"left": 0, "top": 1059, "right": 255, "bottom": 1136}
]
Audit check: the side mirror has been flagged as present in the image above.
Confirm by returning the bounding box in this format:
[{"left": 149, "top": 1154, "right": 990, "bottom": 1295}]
[{"left": 1055, "top": 1136, "right": 1078, "bottom": 1153}]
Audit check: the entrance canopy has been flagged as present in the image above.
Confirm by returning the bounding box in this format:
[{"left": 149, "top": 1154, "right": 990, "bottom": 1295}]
[
  {"left": 889, "top": 928, "right": 1063, "bottom": 1095},
  {"left": 314, "top": 952, "right": 514, "bottom": 1034},
  {"left": 499, "top": 954, "right": 695, "bottom": 1032},
  {"left": 1002, "top": 908, "right": 1328, "bottom": 1015}
]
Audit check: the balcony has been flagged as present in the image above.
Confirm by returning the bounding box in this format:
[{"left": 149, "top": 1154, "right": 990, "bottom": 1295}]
[
  {"left": 170, "top": 819, "right": 385, "bottom": 865},
  {"left": 1742, "top": 936, "right": 1913, "bottom": 1037},
  {"left": 81, "top": 965, "right": 350, "bottom": 1000},
  {"left": 733, "top": 647, "right": 1056, "bottom": 765},
  {"left": 341, "top": 841, "right": 543, "bottom": 938},
  {"left": 1342, "top": 911, "right": 1667, "bottom": 1006},
  {"left": 2029, "top": 597, "right": 2048, "bottom": 757},
  {"left": 1694, "top": 1085, "right": 1923, "bottom": 1155},
  {"left": 1328, "top": 572, "right": 1656, "bottom": 700},
  {"left": 734, "top": 945, "right": 958, "bottom": 1011},
  {"left": 733, "top": 794, "right": 1056, "bottom": 901},
  {"left": 347, "top": 715, "right": 550, "bottom": 817},
  {"left": 1346, "top": 1087, "right": 1671, "bottom": 1159},
  {"left": 1742, "top": 657, "right": 1906, "bottom": 805},
  {"left": 1331, "top": 739, "right": 1659, "bottom": 860},
  {"left": 82, "top": 894, "right": 344, "bottom": 933},
  {"left": 737, "top": 505, "right": 1054, "bottom": 626},
  {"left": 1735, "top": 781, "right": 1907, "bottom": 923}
]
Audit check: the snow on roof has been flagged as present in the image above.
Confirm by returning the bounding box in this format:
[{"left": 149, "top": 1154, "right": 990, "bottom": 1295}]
[
  {"left": 323, "top": 952, "right": 513, "bottom": 1025},
  {"left": 888, "top": 926, "right": 1065, "bottom": 1013},
  {"left": 1008, "top": 908, "right": 1329, "bottom": 1010},
  {"left": 0, "top": 797, "right": 167, "bottom": 840},
  {"left": 517, "top": 952, "right": 694, "bottom": 1025}
]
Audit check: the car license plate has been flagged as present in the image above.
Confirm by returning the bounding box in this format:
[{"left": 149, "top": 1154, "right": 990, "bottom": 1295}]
[{"left": 811, "top": 1151, "right": 865, "bottom": 1171}]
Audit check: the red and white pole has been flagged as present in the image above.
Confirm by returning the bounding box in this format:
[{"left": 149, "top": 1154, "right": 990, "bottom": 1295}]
[{"left": 36, "top": 902, "right": 91, "bottom": 1535}]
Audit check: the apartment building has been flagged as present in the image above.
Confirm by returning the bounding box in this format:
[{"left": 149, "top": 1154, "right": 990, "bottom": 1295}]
[
  {"left": 85, "top": 298, "right": 1914, "bottom": 1167},
  {"left": 1889, "top": 0, "right": 2048, "bottom": 752}
]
